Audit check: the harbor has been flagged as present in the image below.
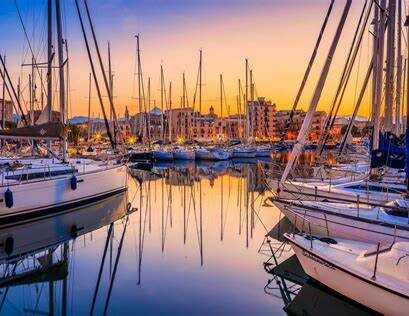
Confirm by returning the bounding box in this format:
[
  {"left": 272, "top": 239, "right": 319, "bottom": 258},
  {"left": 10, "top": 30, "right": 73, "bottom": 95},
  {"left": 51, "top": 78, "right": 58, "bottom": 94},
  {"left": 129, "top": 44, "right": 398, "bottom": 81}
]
[{"left": 1, "top": 0, "right": 409, "bottom": 315}]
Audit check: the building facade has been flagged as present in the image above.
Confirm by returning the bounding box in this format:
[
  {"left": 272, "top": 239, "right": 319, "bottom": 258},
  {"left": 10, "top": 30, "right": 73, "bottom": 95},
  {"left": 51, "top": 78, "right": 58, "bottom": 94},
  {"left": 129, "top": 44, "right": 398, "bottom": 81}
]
[
  {"left": 0, "top": 99, "right": 13, "bottom": 122},
  {"left": 247, "top": 97, "right": 277, "bottom": 140}
]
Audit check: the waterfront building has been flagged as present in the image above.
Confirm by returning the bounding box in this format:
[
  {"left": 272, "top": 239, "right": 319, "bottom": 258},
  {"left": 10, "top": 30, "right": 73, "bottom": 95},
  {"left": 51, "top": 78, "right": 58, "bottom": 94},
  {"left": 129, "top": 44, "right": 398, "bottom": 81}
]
[
  {"left": 0, "top": 99, "right": 13, "bottom": 122},
  {"left": 247, "top": 97, "right": 277, "bottom": 140},
  {"left": 275, "top": 109, "right": 327, "bottom": 140}
]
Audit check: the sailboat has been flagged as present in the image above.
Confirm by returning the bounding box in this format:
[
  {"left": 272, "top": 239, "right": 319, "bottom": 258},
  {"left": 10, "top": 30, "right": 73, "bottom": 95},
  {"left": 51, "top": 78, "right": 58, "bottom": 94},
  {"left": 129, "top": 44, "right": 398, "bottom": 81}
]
[
  {"left": 0, "top": 0, "right": 128, "bottom": 225},
  {"left": 286, "top": 232, "right": 409, "bottom": 315}
]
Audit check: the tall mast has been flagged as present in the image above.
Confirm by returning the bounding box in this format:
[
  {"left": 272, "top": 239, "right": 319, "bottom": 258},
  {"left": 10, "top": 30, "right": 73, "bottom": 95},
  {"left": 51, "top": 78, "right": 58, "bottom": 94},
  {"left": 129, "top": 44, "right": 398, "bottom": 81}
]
[
  {"left": 87, "top": 72, "right": 91, "bottom": 140},
  {"left": 245, "top": 59, "right": 249, "bottom": 140},
  {"left": 199, "top": 50, "right": 202, "bottom": 114},
  {"left": 29, "top": 74, "right": 33, "bottom": 125},
  {"left": 396, "top": 0, "right": 403, "bottom": 135},
  {"left": 220, "top": 74, "right": 223, "bottom": 119},
  {"left": 47, "top": 0, "right": 53, "bottom": 125},
  {"left": 280, "top": 0, "right": 352, "bottom": 184},
  {"left": 249, "top": 69, "right": 254, "bottom": 101},
  {"left": 371, "top": 3, "right": 379, "bottom": 124},
  {"left": 108, "top": 41, "right": 113, "bottom": 123},
  {"left": 238, "top": 78, "right": 242, "bottom": 140},
  {"left": 182, "top": 73, "right": 186, "bottom": 139},
  {"left": 136, "top": 34, "right": 143, "bottom": 139},
  {"left": 160, "top": 65, "right": 164, "bottom": 143},
  {"left": 373, "top": 0, "right": 386, "bottom": 150},
  {"left": 1, "top": 55, "right": 5, "bottom": 129},
  {"left": 56, "top": 0, "right": 66, "bottom": 161},
  {"left": 169, "top": 81, "right": 172, "bottom": 143},
  {"left": 147, "top": 77, "right": 151, "bottom": 145},
  {"left": 385, "top": 0, "right": 396, "bottom": 132},
  {"left": 405, "top": 16, "right": 409, "bottom": 192}
]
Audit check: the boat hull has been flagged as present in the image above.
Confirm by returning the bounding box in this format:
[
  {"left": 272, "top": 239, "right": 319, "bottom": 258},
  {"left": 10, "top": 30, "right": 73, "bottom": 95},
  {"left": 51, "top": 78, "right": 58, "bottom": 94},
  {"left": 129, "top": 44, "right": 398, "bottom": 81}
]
[
  {"left": 195, "top": 149, "right": 230, "bottom": 161},
  {"left": 173, "top": 150, "right": 195, "bottom": 160},
  {"left": 270, "top": 178, "right": 401, "bottom": 205},
  {"left": 0, "top": 191, "right": 128, "bottom": 260},
  {"left": 231, "top": 150, "right": 256, "bottom": 158},
  {"left": 274, "top": 200, "right": 409, "bottom": 244},
  {"left": 152, "top": 150, "right": 173, "bottom": 161},
  {"left": 287, "top": 235, "right": 409, "bottom": 316},
  {"left": 0, "top": 164, "right": 128, "bottom": 226}
]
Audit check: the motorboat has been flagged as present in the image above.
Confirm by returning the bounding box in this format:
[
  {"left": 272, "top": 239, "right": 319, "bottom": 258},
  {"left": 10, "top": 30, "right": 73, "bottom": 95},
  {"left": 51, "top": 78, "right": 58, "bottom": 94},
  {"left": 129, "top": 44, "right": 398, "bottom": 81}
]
[
  {"left": 286, "top": 233, "right": 409, "bottom": 315},
  {"left": 173, "top": 147, "right": 195, "bottom": 160}
]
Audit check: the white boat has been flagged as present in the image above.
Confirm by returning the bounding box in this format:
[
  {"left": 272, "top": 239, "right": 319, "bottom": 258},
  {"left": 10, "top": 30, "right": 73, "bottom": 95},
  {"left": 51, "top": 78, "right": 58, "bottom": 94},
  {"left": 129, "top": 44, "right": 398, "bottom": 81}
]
[
  {"left": 0, "top": 159, "right": 127, "bottom": 226},
  {"left": 0, "top": 190, "right": 129, "bottom": 260},
  {"left": 254, "top": 146, "right": 272, "bottom": 157},
  {"left": 271, "top": 177, "right": 404, "bottom": 205},
  {"left": 231, "top": 147, "right": 256, "bottom": 159},
  {"left": 286, "top": 233, "right": 409, "bottom": 315},
  {"left": 195, "top": 148, "right": 230, "bottom": 161},
  {"left": 152, "top": 150, "right": 173, "bottom": 161},
  {"left": 173, "top": 147, "right": 195, "bottom": 160},
  {"left": 273, "top": 197, "right": 409, "bottom": 244}
]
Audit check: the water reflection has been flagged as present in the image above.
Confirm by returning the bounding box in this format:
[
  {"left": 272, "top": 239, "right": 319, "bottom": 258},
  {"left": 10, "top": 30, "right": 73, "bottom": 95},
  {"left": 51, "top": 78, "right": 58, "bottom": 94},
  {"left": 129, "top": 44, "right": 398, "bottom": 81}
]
[{"left": 0, "top": 161, "right": 286, "bottom": 315}]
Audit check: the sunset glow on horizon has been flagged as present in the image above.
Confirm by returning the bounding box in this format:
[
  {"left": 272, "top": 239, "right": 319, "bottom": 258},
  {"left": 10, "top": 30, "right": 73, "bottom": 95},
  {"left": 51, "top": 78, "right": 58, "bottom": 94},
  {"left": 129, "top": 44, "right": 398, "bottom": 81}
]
[{"left": 1, "top": 1, "right": 384, "bottom": 119}]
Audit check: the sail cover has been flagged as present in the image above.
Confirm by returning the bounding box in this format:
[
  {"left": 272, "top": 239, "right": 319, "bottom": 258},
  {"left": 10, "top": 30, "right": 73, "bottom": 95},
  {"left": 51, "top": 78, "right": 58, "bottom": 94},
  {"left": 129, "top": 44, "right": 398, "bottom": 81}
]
[{"left": 0, "top": 122, "right": 65, "bottom": 140}]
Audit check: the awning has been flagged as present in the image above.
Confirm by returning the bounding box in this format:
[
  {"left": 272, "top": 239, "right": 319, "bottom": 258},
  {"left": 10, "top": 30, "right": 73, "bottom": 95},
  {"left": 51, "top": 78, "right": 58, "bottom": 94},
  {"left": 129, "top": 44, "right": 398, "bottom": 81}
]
[{"left": 0, "top": 122, "right": 66, "bottom": 140}]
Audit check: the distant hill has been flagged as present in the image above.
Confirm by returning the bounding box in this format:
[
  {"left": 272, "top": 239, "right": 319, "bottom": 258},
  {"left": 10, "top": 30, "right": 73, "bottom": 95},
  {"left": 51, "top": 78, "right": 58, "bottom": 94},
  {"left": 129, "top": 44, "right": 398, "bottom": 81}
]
[{"left": 68, "top": 116, "right": 106, "bottom": 124}]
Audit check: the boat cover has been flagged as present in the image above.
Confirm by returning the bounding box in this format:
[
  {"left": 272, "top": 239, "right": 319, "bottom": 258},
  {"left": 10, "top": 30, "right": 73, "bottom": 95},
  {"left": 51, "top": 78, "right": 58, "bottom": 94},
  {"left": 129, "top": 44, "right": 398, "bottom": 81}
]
[{"left": 0, "top": 122, "right": 65, "bottom": 140}]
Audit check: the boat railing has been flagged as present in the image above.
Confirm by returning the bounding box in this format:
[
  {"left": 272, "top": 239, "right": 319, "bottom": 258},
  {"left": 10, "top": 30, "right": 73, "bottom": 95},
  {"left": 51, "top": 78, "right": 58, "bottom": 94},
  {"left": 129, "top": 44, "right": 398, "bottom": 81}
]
[
  {"left": 0, "top": 163, "right": 77, "bottom": 186},
  {"left": 285, "top": 204, "right": 329, "bottom": 250}
]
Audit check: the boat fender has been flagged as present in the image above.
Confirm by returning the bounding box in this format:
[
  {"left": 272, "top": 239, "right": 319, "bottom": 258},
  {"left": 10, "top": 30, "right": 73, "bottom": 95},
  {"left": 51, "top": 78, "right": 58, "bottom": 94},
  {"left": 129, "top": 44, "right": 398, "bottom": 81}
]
[
  {"left": 4, "top": 188, "right": 13, "bottom": 208},
  {"left": 4, "top": 237, "right": 14, "bottom": 255},
  {"left": 71, "top": 175, "right": 78, "bottom": 190},
  {"left": 70, "top": 225, "right": 84, "bottom": 238}
]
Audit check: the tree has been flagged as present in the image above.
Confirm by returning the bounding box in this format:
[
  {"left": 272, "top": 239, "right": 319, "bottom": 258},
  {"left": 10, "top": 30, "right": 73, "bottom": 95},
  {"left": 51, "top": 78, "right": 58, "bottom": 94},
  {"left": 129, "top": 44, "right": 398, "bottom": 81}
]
[{"left": 67, "top": 124, "right": 81, "bottom": 146}]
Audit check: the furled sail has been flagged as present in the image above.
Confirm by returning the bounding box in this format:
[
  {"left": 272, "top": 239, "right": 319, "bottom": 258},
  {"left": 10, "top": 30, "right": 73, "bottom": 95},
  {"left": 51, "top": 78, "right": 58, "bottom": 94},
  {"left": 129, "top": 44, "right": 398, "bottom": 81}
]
[{"left": 0, "top": 122, "right": 65, "bottom": 140}]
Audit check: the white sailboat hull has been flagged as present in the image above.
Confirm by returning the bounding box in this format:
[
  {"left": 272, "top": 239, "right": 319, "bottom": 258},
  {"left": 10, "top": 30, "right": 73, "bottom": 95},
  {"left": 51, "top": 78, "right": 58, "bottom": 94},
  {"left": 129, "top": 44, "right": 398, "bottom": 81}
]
[
  {"left": 231, "top": 150, "right": 256, "bottom": 158},
  {"left": 0, "top": 164, "right": 128, "bottom": 226},
  {"left": 275, "top": 200, "right": 409, "bottom": 244},
  {"left": 271, "top": 178, "right": 402, "bottom": 205},
  {"left": 287, "top": 235, "right": 409, "bottom": 316},
  {"left": 173, "top": 150, "right": 195, "bottom": 160},
  {"left": 152, "top": 150, "right": 173, "bottom": 161},
  {"left": 0, "top": 191, "right": 128, "bottom": 260},
  {"left": 195, "top": 149, "right": 230, "bottom": 161}
]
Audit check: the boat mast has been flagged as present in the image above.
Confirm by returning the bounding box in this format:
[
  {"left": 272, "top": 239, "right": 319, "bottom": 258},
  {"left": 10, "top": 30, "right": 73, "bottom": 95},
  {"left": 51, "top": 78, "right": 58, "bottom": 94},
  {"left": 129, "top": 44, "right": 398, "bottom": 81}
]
[
  {"left": 56, "top": 0, "right": 67, "bottom": 161},
  {"left": 220, "top": 74, "right": 223, "bottom": 138},
  {"left": 199, "top": 50, "right": 202, "bottom": 115},
  {"left": 396, "top": 0, "right": 403, "bottom": 135},
  {"left": 87, "top": 72, "right": 91, "bottom": 140},
  {"left": 169, "top": 81, "right": 172, "bottom": 143},
  {"left": 280, "top": 0, "right": 352, "bottom": 185},
  {"left": 108, "top": 41, "right": 113, "bottom": 127},
  {"left": 371, "top": 3, "right": 379, "bottom": 124},
  {"left": 373, "top": 0, "right": 386, "bottom": 151},
  {"left": 245, "top": 59, "right": 249, "bottom": 141},
  {"left": 385, "top": 0, "right": 396, "bottom": 132},
  {"left": 182, "top": 72, "right": 186, "bottom": 140},
  {"left": 160, "top": 65, "right": 164, "bottom": 143},
  {"left": 136, "top": 34, "right": 144, "bottom": 140},
  {"left": 238, "top": 79, "right": 242, "bottom": 140},
  {"left": 1, "top": 56, "right": 5, "bottom": 130},
  {"left": 47, "top": 0, "right": 53, "bottom": 149},
  {"left": 249, "top": 69, "right": 254, "bottom": 102},
  {"left": 147, "top": 77, "right": 151, "bottom": 146},
  {"left": 405, "top": 15, "right": 409, "bottom": 192}
]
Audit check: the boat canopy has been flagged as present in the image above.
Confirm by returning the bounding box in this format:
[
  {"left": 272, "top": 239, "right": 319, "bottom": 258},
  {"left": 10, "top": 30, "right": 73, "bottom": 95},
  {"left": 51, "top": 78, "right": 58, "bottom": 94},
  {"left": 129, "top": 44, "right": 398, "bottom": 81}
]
[{"left": 0, "top": 122, "right": 66, "bottom": 140}]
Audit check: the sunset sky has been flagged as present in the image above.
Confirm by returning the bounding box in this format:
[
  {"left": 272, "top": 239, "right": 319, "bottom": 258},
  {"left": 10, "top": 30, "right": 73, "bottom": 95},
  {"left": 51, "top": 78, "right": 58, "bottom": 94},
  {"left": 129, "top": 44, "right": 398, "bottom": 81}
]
[{"left": 0, "top": 1, "right": 389, "bottom": 119}]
